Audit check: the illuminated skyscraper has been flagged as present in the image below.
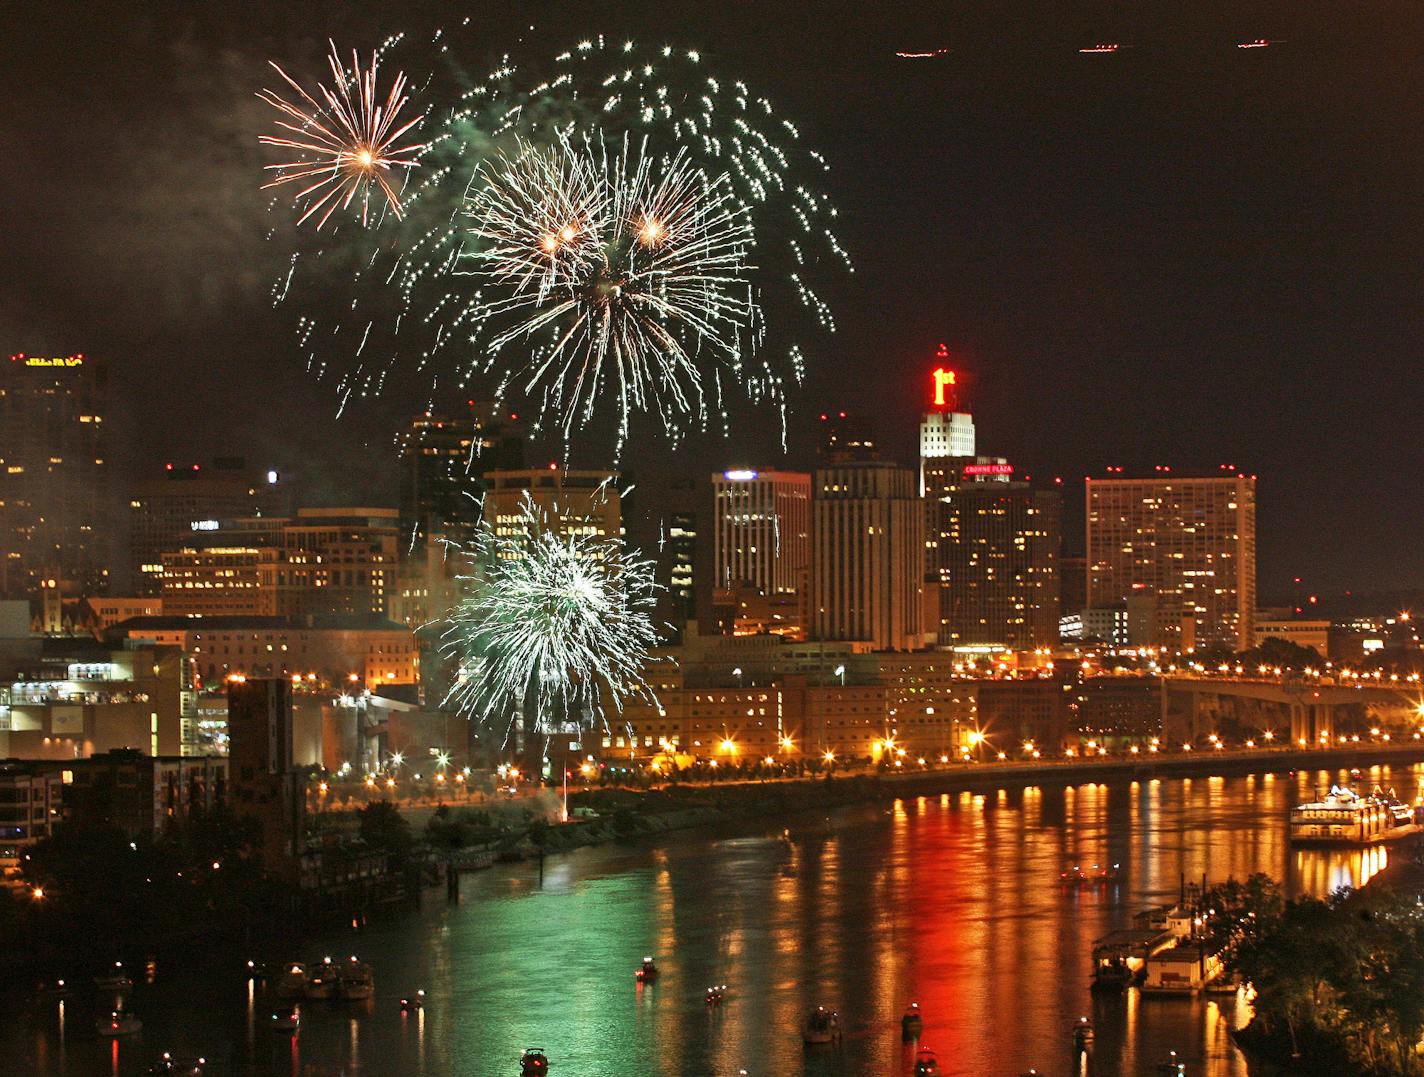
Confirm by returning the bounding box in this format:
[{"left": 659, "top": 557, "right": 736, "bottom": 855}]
[
  {"left": 1086, "top": 473, "right": 1257, "bottom": 652},
  {"left": 918, "top": 345, "right": 976, "bottom": 497},
  {"left": 811, "top": 463, "right": 924, "bottom": 650},
  {"left": 818, "top": 411, "right": 880, "bottom": 463},
  {"left": 482, "top": 468, "right": 622, "bottom": 541},
  {"left": 129, "top": 458, "right": 287, "bottom": 596},
  {"left": 711, "top": 469, "right": 811, "bottom": 602},
  {"left": 397, "top": 403, "right": 525, "bottom": 554},
  {"left": 928, "top": 482, "right": 1061, "bottom": 649},
  {"left": 0, "top": 352, "right": 109, "bottom": 598}
]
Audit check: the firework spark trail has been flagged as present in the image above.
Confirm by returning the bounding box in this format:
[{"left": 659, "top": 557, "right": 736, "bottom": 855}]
[
  {"left": 259, "top": 40, "right": 428, "bottom": 227},
  {"left": 439, "top": 492, "right": 662, "bottom": 740},
  {"left": 459, "top": 131, "right": 754, "bottom": 449},
  {"left": 269, "top": 33, "right": 850, "bottom": 447}
]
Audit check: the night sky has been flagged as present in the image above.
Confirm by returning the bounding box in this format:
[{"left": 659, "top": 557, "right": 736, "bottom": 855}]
[{"left": 5, "top": 1, "right": 1423, "bottom": 594}]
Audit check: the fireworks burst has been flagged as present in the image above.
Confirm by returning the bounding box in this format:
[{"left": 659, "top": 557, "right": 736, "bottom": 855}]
[
  {"left": 440, "top": 491, "right": 661, "bottom": 739},
  {"left": 258, "top": 40, "right": 427, "bottom": 228},
  {"left": 463, "top": 132, "right": 754, "bottom": 444},
  {"left": 270, "top": 32, "right": 850, "bottom": 448}
]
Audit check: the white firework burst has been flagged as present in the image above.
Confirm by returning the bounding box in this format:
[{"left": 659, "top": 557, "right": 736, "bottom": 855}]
[
  {"left": 258, "top": 40, "right": 427, "bottom": 227},
  {"left": 440, "top": 491, "right": 662, "bottom": 739},
  {"left": 461, "top": 132, "right": 754, "bottom": 447}
]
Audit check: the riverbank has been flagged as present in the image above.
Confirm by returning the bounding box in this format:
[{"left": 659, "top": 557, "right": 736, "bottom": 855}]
[{"left": 474, "top": 742, "right": 1424, "bottom": 863}]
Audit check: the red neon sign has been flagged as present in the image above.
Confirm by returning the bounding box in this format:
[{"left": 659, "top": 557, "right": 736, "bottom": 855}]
[{"left": 963, "top": 463, "right": 1014, "bottom": 476}]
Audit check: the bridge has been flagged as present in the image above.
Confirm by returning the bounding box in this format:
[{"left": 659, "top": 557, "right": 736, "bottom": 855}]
[{"left": 1161, "top": 675, "right": 1423, "bottom": 744}]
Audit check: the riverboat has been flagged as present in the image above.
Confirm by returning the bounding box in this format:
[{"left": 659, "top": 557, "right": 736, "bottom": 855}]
[
  {"left": 1289, "top": 786, "right": 1420, "bottom": 845},
  {"left": 339, "top": 957, "right": 375, "bottom": 1001},
  {"left": 305, "top": 957, "right": 339, "bottom": 1000},
  {"left": 802, "top": 1006, "right": 843, "bottom": 1044},
  {"left": 1142, "top": 940, "right": 1224, "bottom": 995},
  {"left": 95, "top": 961, "right": 133, "bottom": 992},
  {"left": 275, "top": 963, "right": 307, "bottom": 998},
  {"left": 1091, "top": 927, "right": 1173, "bottom": 988},
  {"left": 98, "top": 1007, "right": 142, "bottom": 1036}
]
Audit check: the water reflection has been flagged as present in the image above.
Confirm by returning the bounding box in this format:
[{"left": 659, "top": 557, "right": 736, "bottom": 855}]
[{"left": 5, "top": 764, "right": 1422, "bottom": 1076}]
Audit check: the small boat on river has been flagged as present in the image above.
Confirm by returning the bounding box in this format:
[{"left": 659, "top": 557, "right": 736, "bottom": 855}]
[{"left": 801, "top": 1006, "right": 842, "bottom": 1045}]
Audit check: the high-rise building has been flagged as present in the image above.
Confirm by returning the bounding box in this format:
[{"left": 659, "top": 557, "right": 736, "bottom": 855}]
[
  {"left": 227, "top": 678, "right": 303, "bottom": 877},
  {"left": 160, "top": 508, "right": 399, "bottom": 619},
  {"left": 811, "top": 463, "right": 924, "bottom": 650},
  {"left": 0, "top": 352, "right": 109, "bottom": 599},
  {"left": 482, "top": 468, "right": 622, "bottom": 540},
  {"left": 918, "top": 347, "right": 977, "bottom": 497},
  {"left": 129, "top": 458, "right": 287, "bottom": 595},
  {"left": 711, "top": 469, "right": 811, "bottom": 602},
  {"left": 928, "top": 482, "right": 1061, "bottom": 649},
  {"left": 1060, "top": 555, "right": 1088, "bottom": 617},
  {"left": 1086, "top": 473, "right": 1257, "bottom": 652},
  {"left": 818, "top": 411, "right": 880, "bottom": 463},
  {"left": 397, "top": 403, "right": 524, "bottom": 554}
]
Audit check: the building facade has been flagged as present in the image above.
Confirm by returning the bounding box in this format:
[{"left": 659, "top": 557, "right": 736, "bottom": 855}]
[
  {"left": 711, "top": 469, "right": 811, "bottom": 602},
  {"left": 928, "top": 482, "right": 1061, "bottom": 649},
  {"left": 811, "top": 463, "right": 924, "bottom": 651},
  {"left": 397, "top": 403, "right": 524, "bottom": 555},
  {"left": 160, "top": 508, "right": 399, "bottom": 620},
  {"left": 129, "top": 458, "right": 286, "bottom": 595},
  {"left": 0, "top": 352, "right": 109, "bottom": 599},
  {"left": 1086, "top": 474, "right": 1257, "bottom": 652},
  {"left": 482, "top": 468, "right": 621, "bottom": 540}
]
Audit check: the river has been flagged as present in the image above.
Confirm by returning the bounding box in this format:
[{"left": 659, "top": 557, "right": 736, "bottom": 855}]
[{"left": 8, "top": 761, "right": 1421, "bottom": 1076}]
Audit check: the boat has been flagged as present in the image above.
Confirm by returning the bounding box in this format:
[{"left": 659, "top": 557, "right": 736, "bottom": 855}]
[
  {"left": 275, "top": 963, "right": 307, "bottom": 999},
  {"left": 801, "top": 1006, "right": 843, "bottom": 1045},
  {"left": 270, "top": 1006, "right": 300, "bottom": 1031},
  {"left": 901, "top": 1002, "right": 924, "bottom": 1039},
  {"left": 634, "top": 956, "right": 659, "bottom": 983},
  {"left": 914, "top": 1047, "right": 941, "bottom": 1075},
  {"left": 147, "top": 1054, "right": 207, "bottom": 1075},
  {"left": 1143, "top": 940, "right": 1225, "bottom": 994},
  {"left": 1092, "top": 927, "right": 1173, "bottom": 988},
  {"left": 520, "top": 1048, "right": 550, "bottom": 1076},
  {"left": 245, "top": 959, "right": 269, "bottom": 980},
  {"left": 1060, "top": 862, "right": 1121, "bottom": 886},
  {"left": 400, "top": 990, "right": 426, "bottom": 1012},
  {"left": 305, "top": 957, "right": 339, "bottom": 1000},
  {"left": 1072, "top": 1016, "right": 1095, "bottom": 1049},
  {"left": 339, "top": 957, "right": 375, "bottom": 1000},
  {"left": 97, "top": 1008, "right": 142, "bottom": 1036},
  {"left": 1156, "top": 1050, "right": 1186, "bottom": 1075},
  {"left": 705, "top": 984, "right": 727, "bottom": 1006},
  {"left": 95, "top": 961, "right": 133, "bottom": 992},
  {"left": 1290, "top": 785, "right": 1420, "bottom": 845}
]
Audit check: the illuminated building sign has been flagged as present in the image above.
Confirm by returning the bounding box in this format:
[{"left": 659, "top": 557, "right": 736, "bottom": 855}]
[
  {"left": 11, "top": 353, "right": 85, "bottom": 368},
  {"left": 963, "top": 463, "right": 1014, "bottom": 477},
  {"left": 723, "top": 470, "right": 758, "bottom": 482},
  {"left": 930, "top": 344, "right": 958, "bottom": 409},
  {"left": 191, "top": 520, "right": 220, "bottom": 531}
]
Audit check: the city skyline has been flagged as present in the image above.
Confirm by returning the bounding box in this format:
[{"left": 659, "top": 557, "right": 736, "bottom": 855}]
[{"left": 5, "top": 3, "right": 1423, "bottom": 594}]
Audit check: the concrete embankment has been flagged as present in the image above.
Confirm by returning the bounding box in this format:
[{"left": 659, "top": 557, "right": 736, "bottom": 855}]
[{"left": 531, "top": 744, "right": 1424, "bottom": 854}]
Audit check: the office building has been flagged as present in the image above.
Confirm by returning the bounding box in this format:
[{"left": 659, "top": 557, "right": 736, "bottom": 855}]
[
  {"left": 711, "top": 469, "right": 811, "bottom": 608},
  {"left": 1086, "top": 473, "right": 1256, "bottom": 652},
  {"left": 129, "top": 458, "right": 287, "bottom": 595},
  {"left": 0, "top": 352, "right": 109, "bottom": 599},
  {"left": 482, "top": 468, "right": 621, "bottom": 540},
  {"left": 0, "top": 639, "right": 197, "bottom": 759},
  {"left": 227, "top": 678, "right": 304, "bottom": 877},
  {"left": 928, "top": 482, "right": 1061, "bottom": 649},
  {"left": 397, "top": 403, "right": 524, "bottom": 554},
  {"left": 818, "top": 411, "right": 880, "bottom": 463},
  {"left": 1060, "top": 555, "right": 1088, "bottom": 617},
  {"left": 811, "top": 463, "right": 924, "bottom": 651},
  {"left": 160, "top": 508, "right": 399, "bottom": 620},
  {"left": 917, "top": 348, "right": 977, "bottom": 497}
]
